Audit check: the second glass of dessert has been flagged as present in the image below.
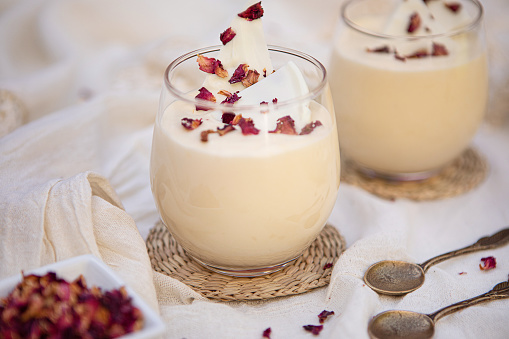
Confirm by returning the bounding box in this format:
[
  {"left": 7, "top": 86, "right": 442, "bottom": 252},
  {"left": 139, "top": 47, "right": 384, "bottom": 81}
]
[
  {"left": 150, "top": 2, "right": 340, "bottom": 276},
  {"left": 330, "top": 0, "right": 488, "bottom": 180}
]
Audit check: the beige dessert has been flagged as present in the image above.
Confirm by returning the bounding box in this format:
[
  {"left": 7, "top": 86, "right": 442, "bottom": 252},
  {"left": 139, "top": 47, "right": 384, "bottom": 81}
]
[
  {"left": 330, "top": 0, "right": 487, "bottom": 177},
  {"left": 150, "top": 1, "right": 339, "bottom": 271}
]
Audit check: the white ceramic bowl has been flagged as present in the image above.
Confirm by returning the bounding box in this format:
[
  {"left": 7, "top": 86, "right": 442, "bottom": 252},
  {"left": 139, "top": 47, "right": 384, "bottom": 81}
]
[{"left": 0, "top": 254, "right": 165, "bottom": 339}]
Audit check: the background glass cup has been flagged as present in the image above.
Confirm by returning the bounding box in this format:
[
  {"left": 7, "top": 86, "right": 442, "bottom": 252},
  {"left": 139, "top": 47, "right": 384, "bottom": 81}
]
[
  {"left": 329, "top": 0, "right": 488, "bottom": 181},
  {"left": 150, "top": 46, "right": 340, "bottom": 277}
]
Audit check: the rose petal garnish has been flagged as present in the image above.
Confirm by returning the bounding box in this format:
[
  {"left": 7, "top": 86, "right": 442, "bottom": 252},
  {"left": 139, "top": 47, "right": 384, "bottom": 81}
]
[
  {"left": 262, "top": 327, "right": 272, "bottom": 339},
  {"left": 269, "top": 116, "right": 297, "bottom": 135},
  {"left": 231, "top": 114, "right": 243, "bottom": 125},
  {"left": 242, "top": 69, "right": 260, "bottom": 87},
  {"left": 217, "top": 124, "right": 236, "bottom": 136},
  {"left": 195, "top": 87, "right": 216, "bottom": 111},
  {"left": 432, "top": 42, "right": 449, "bottom": 56},
  {"left": 221, "top": 91, "right": 241, "bottom": 104},
  {"left": 445, "top": 2, "right": 462, "bottom": 13},
  {"left": 238, "top": 1, "right": 264, "bottom": 21},
  {"left": 479, "top": 256, "right": 496, "bottom": 270},
  {"left": 229, "top": 63, "right": 249, "bottom": 84},
  {"left": 222, "top": 112, "right": 236, "bottom": 124},
  {"left": 318, "top": 310, "right": 335, "bottom": 324},
  {"left": 272, "top": 98, "right": 278, "bottom": 104},
  {"left": 200, "top": 129, "right": 215, "bottom": 142},
  {"left": 238, "top": 117, "right": 260, "bottom": 135},
  {"left": 407, "top": 12, "right": 421, "bottom": 33},
  {"left": 394, "top": 51, "right": 406, "bottom": 62},
  {"left": 303, "top": 325, "right": 323, "bottom": 336},
  {"left": 300, "top": 121, "right": 323, "bottom": 135},
  {"left": 181, "top": 118, "right": 203, "bottom": 130},
  {"left": 367, "top": 45, "right": 391, "bottom": 54},
  {"left": 220, "top": 27, "right": 236, "bottom": 45},
  {"left": 197, "top": 55, "right": 228, "bottom": 78},
  {"left": 323, "top": 263, "right": 333, "bottom": 270},
  {"left": 406, "top": 49, "right": 429, "bottom": 59}
]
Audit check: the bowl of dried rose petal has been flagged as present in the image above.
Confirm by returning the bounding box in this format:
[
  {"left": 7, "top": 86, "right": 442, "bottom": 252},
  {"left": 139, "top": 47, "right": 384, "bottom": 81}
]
[{"left": 0, "top": 254, "right": 165, "bottom": 338}]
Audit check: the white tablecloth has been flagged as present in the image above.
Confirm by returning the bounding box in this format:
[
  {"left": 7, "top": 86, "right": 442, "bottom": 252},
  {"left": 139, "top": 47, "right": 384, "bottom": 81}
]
[{"left": 1, "top": 0, "right": 508, "bottom": 338}]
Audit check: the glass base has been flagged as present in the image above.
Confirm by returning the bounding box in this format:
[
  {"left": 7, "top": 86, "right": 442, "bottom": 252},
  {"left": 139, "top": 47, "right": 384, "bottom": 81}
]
[
  {"left": 356, "top": 164, "right": 442, "bottom": 182},
  {"left": 192, "top": 255, "right": 300, "bottom": 277}
]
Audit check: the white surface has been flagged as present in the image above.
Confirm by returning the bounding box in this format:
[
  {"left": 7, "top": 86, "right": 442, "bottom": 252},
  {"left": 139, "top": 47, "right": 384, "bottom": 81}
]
[
  {"left": 0, "top": 254, "right": 165, "bottom": 339},
  {"left": 0, "top": 0, "right": 508, "bottom": 338}
]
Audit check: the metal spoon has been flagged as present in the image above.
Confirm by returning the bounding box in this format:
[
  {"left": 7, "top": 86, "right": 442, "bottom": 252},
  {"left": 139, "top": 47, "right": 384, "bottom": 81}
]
[
  {"left": 367, "top": 281, "right": 509, "bottom": 339},
  {"left": 364, "top": 227, "right": 509, "bottom": 295}
]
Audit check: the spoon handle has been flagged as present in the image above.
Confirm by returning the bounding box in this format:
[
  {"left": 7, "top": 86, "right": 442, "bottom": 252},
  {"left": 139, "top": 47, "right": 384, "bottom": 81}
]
[
  {"left": 428, "top": 281, "right": 509, "bottom": 322},
  {"left": 419, "top": 227, "right": 509, "bottom": 272}
]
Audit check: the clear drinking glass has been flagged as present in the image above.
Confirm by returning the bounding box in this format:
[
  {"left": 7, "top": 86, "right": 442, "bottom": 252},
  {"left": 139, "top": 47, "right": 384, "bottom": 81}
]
[
  {"left": 329, "top": 0, "right": 488, "bottom": 181},
  {"left": 150, "top": 45, "right": 340, "bottom": 277}
]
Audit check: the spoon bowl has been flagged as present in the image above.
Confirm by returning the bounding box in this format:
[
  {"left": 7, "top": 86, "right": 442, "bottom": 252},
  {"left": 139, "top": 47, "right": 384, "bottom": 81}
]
[{"left": 368, "top": 310, "right": 434, "bottom": 339}]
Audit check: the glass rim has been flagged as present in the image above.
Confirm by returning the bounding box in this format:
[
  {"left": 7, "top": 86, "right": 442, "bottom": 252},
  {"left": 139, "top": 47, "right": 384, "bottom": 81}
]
[
  {"left": 341, "top": 0, "right": 484, "bottom": 40},
  {"left": 163, "top": 45, "right": 328, "bottom": 112}
]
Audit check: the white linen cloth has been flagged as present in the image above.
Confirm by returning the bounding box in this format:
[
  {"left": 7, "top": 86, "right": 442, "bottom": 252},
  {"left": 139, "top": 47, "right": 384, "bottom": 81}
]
[{"left": 1, "top": 0, "right": 508, "bottom": 338}]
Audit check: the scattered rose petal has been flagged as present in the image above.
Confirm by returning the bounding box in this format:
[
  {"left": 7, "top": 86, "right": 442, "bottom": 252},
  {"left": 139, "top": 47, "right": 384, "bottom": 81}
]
[
  {"left": 459, "top": 272, "right": 467, "bottom": 275},
  {"left": 323, "top": 263, "right": 333, "bottom": 270},
  {"left": 181, "top": 118, "right": 203, "bottom": 130},
  {"left": 220, "top": 27, "right": 236, "bottom": 45},
  {"left": 406, "top": 49, "right": 429, "bottom": 59},
  {"left": 222, "top": 112, "right": 236, "bottom": 124},
  {"left": 445, "top": 2, "right": 462, "bottom": 13},
  {"left": 238, "top": 1, "right": 264, "bottom": 21},
  {"left": 318, "top": 310, "right": 335, "bottom": 324},
  {"left": 367, "top": 45, "right": 391, "bottom": 54},
  {"left": 229, "top": 64, "right": 249, "bottom": 84},
  {"left": 195, "top": 87, "right": 216, "bottom": 111},
  {"left": 238, "top": 117, "right": 260, "bottom": 135},
  {"left": 300, "top": 121, "right": 323, "bottom": 135},
  {"left": 262, "top": 327, "right": 272, "bottom": 339},
  {"left": 200, "top": 129, "right": 215, "bottom": 142},
  {"left": 231, "top": 114, "right": 243, "bottom": 125},
  {"left": 479, "top": 256, "right": 497, "bottom": 270},
  {"left": 242, "top": 69, "right": 260, "bottom": 87},
  {"left": 407, "top": 12, "right": 421, "bottom": 33},
  {"left": 197, "top": 55, "right": 228, "bottom": 78},
  {"left": 269, "top": 116, "right": 297, "bottom": 135},
  {"left": 303, "top": 325, "right": 323, "bottom": 336},
  {"left": 272, "top": 98, "right": 278, "bottom": 104},
  {"left": 432, "top": 42, "right": 449, "bottom": 56},
  {"left": 217, "top": 124, "right": 236, "bottom": 136},
  {"left": 263, "top": 68, "right": 267, "bottom": 77},
  {"left": 221, "top": 91, "right": 241, "bottom": 104}
]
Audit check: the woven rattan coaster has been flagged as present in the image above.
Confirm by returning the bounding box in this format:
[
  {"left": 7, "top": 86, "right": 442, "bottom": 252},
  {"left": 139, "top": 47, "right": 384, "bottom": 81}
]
[
  {"left": 146, "top": 221, "right": 345, "bottom": 301},
  {"left": 341, "top": 147, "right": 488, "bottom": 201}
]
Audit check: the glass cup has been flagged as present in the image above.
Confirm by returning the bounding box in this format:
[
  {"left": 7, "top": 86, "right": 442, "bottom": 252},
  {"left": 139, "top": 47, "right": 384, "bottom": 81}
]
[
  {"left": 150, "top": 45, "right": 340, "bottom": 276},
  {"left": 329, "top": 0, "right": 488, "bottom": 181}
]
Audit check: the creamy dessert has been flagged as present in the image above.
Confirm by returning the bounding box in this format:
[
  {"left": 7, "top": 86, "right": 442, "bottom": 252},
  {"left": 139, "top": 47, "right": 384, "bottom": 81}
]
[
  {"left": 150, "top": 1, "right": 339, "bottom": 272},
  {"left": 329, "top": 0, "right": 487, "bottom": 178}
]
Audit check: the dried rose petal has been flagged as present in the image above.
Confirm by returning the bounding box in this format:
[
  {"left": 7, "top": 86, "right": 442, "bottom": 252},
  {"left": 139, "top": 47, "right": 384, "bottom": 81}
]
[
  {"left": 262, "top": 327, "right": 272, "bottom": 339},
  {"left": 367, "top": 45, "right": 391, "bottom": 54},
  {"left": 229, "top": 64, "right": 249, "bottom": 84},
  {"left": 263, "top": 68, "right": 267, "bottom": 77},
  {"left": 221, "top": 91, "right": 241, "bottom": 104},
  {"left": 195, "top": 87, "right": 216, "bottom": 111},
  {"left": 459, "top": 272, "right": 467, "bottom": 275},
  {"left": 272, "top": 98, "right": 278, "bottom": 104},
  {"left": 407, "top": 12, "right": 421, "bottom": 33},
  {"left": 394, "top": 52, "right": 406, "bottom": 62},
  {"left": 269, "top": 116, "right": 297, "bottom": 135},
  {"left": 238, "top": 117, "right": 260, "bottom": 135},
  {"left": 181, "top": 118, "right": 203, "bottom": 130},
  {"left": 406, "top": 49, "right": 429, "bottom": 59},
  {"left": 196, "top": 55, "right": 228, "bottom": 78},
  {"left": 217, "top": 124, "right": 236, "bottom": 136},
  {"left": 222, "top": 112, "right": 236, "bottom": 124},
  {"left": 300, "top": 121, "right": 323, "bottom": 135},
  {"left": 432, "top": 42, "right": 449, "bottom": 56},
  {"left": 238, "top": 1, "right": 264, "bottom": 21},
  {"left": 479, "top": 256, "right": 496, "bottom": 270},
  {"left": 201, "top": 129, "right": 215, "bottom": 142},
  {"left": 231, "top": 114, "right": 243, "bottom": 125},
  {"left": 445, "top": 2, "right": 462, "bottom": 13},
  {"left": 220, "top": 27, "right": 236, "bottom": 45},
  {"left": 323, "top": 263, "right": 333, "bottom": 270},
  {"left": 318, "top": 310, "right": 335, "bottom": 324},
  {"left": 242, "top": 69, "right": 260, "bottom": 87},
  {"left": 303, "top": 324, "right": 323, "bottom": 335}
]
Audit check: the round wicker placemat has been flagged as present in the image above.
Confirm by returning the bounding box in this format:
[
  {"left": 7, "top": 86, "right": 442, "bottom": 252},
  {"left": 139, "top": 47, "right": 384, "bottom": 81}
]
[
  {"left": 341, "top": 147, "right": 488, "bottom": 201},
  {"left": 146, "top": 221, "right": 345, "bottom": 301}
]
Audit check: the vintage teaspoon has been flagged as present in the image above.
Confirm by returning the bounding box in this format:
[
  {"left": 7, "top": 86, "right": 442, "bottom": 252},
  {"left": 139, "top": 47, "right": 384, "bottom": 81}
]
[
  {"left": 367, "top": 281, "right": 509, "bottom": 339},
  {"left": 364, "top": 227, "right": 509, "bottom": 295}
]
